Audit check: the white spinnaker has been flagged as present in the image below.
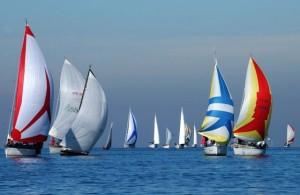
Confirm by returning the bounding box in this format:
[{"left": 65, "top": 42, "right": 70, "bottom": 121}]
[
  {"left": 61, "top": 71, "right": 108, "bottom": 152},
  {"left": 125, "top": 111, "right": 137, "bottom": 145},
  {"left": 287, "top": 124, "right": 295, "bottom": 144},
  {"left": 153, "top": 114, "right": 160, "bottom": 145},
  {"left": 165, "top": 128, "right": 172, "bottom": 145},
  {"left": 179, "top": 108, "right": 185, "bottom": 145},
  {"left": 49, "top": 59, "right": 84, "bottom": 139},
  {"left": 193, "top": 125, "right": 197, "bottom": 145},
  {"left": 15, "top": 31, "right": 53, "bottom": 139}
]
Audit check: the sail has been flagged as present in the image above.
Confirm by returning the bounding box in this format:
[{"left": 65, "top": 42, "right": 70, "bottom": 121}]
[
  {"left": 165, "top": 128, "right": 172, "bottom": 145},
  {"left": 48, "top": 59, "right": 84, "bottom": 140},
  {"left": 233, "top": 57, "right": 272, "bottom": 142},
  {"left": 286, "top": 124, "right": 295, "bottom": 144},
  {"left": 103, "top": 122, "right": 113, "bottom": 149},
  {"left": 185, "top": 124, "right": 192, "bottom": 145},
  {"left": 193, "top": 124, "right": 197, "bottom": 145},
  {"left": 199, "top": 63, "right": 234, "bottom": 143},
  {"left": 179, "top": 108, "right": 185, "bottom": 145},
  {"left": 9, "top": 24, "right": 53, "bottom": 143},
  {"left": 153, "top": 114, "right": 160, "bottom": 145},
  {"left": 61, "top": 70, "right": 108, "bottom": 152},
  {"left": 125, "top": 110, "right": 138, "bottom": 145}
]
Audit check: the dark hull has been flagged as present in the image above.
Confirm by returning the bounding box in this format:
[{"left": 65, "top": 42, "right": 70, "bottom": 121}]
[{"left": 60, "top": 148, "right": 88, "bottom": 156}]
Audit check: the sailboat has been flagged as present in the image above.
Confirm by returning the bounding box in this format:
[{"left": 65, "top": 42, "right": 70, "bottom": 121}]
[
  {"left": 5, "top": 23, "right": 53, "bottom": 157},
  {"left": 175, "top": 108, "right": 186, "bottom": 149},
  {"left": 48, "top": 59, "right": 84, "bottom": 154},
  {"left": 124, "top": 109, "right": 138, "bottom": 148},
  {"left": 232, "top": 57, "right": 272, "bottom": 156},
  {"left": 60, "top": 68, "right": 108, "bottom": 155},
  {"left": 162, "top": 128, "right": 172, "bottom": 149},
  {"left": 192, "top": 124, "right": 198, "bottom": 147},
  {"left": 199, "top": 60, "right": 234, "bottom": 156},
  {"left": 149, "top": 114, "right": 160, "bottom": 148},
  {"left": 103, "top": 122, "right": 113, "bottom": 150},
  {"left": 284, "top": 124, "right": 295, "bottom": 147}
]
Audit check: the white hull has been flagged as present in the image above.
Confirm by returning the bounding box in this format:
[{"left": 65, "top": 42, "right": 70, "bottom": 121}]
[
  {"left": 124, "top": 144, "right": 135, "bottom": 149},
  {"left": 192, "top": 144, "right": 197, "bottom": 148},
  {"left": 162, "top": 145, "right": 170, "bottom": 149},
  {"left": 148, "top": 144, "right": 159, "bottom": 148},
  {"left": 5, "top": 147, "right": 37, "bottom": 157},
  {"left": 233, "top": 144, "right": 266, "bottom": 156},
  {"left": 49, "top": 145, "right": 62, "bottom": 154},
  {"left": 175, "top": 144, "right": 185, "bottom": 149},
  {"left": 203, "top": 145, "right": 227, "bottom": 156}
]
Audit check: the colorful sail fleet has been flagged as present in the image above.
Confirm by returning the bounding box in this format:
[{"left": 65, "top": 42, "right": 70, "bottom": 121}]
[{"left": 5, "top": 23, "right": 294, "bottom": 157}]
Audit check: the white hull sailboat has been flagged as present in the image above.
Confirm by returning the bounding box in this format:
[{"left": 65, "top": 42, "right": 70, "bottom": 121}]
[
  {"left": 176, "top": 108, "right": 186, "bottom": 149},
  {"left": 124, "top": 109, "right": 138, "bottom": 148},
  {"left": 5, "top": 23, "right": 53, "bottom": 157},
  {"left": 162, "top": 128, "right": 172, "bottom": 149},
  {"left": 60, "top": 68, "right": 108, "bottom": 155},
  {"left": 149, "top": 114, "right": 160, "bottom": 148},
  {"left": 199, "top": 60, "right": 234, "bottom": 156},
  {"left": 284, "top": 124, "right": 295, "bottom": 147},
  {"left": 192, "top": 124, "right": 198, "bottom": 148},
  {"left": 48, "top": 59, "right": 85, "bottom": 154},
  {"left": 232, "top": 57, "right": 272, "bottom": 156}
]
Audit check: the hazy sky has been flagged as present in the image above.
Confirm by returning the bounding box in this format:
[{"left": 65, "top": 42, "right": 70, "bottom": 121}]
[{"left": 0, "top": 1, "right": 299, "bottom": 147}]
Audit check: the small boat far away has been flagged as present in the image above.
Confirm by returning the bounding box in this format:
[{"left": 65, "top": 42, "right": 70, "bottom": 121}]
[
  {"left": 60, "top": 67, "right": 108, "bottom": 155},
  {"left": 162, "top": 128, "right": 172, "bottom": 149},
  {"left": 149, "top": 114, "right": 160, "bottom": 148},
  {"left": 5, "top": 23, "right": 53, "bottom": 157},
  {"left": 232, "top": 57, "right": 272, "bottom": 156},
  {"left": 103, "top": 122, "right": 113, "bottom": 150},
  {"left": 48, "top": 59, "right": 85, "bottom": 154},
  {"left": 175, "top": 108, "right": 186, "bottom": 149},
  {"left": 199, "top": 60, "right": 234, "bottom": 156},
  {"left": 284, "top": 124, "right": 295, "bottom": 147},
  {"left": 192, "top": 124, "right": 198, "bottom": 148},
  {"left": 124, "top": 109, "right": 138, "bottom": 148}
]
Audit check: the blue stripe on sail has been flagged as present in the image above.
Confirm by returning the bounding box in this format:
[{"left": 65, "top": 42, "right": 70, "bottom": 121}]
[
  {"left": 204, "top": 117, "right": 233, "bottom": 134},
  {"left": 209, "top": 97, "right": 233, "bottom": 105},
  {"left": 206, "top": 110, "right": 234, "bottom": 120}
]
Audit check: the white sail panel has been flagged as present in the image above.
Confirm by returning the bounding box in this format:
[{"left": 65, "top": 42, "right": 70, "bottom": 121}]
[
  {"left": 125, "top": 111, "right": 137, "bottom": 145},
  {"left": 287, "top": 124, "right": 295, "bottom": 144},
  {"left": 49, "top": 59, "right": 84, "bottom": 139},
  {"left": 62, "top": 71, "right": 108, "bottom": 152},
  {"left": 179, "top": 108, "right": 185, "bottom": 145},
  {"left": 193, "top": 125, "right": 197, "bottom": 145},
  {"left": 165, "top": 128, "right": 172, "bottom": 145},
  {"left": 153, "top": 114, "right": 160, "bottom": 145}
]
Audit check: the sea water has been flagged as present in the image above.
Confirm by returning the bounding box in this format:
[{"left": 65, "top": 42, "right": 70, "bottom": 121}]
[{"left": 0, "top": 147, "right": 299, "bottom": 194}]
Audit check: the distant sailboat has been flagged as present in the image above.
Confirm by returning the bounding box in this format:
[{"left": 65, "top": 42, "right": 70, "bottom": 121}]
[
  {"left": 232, "top": 57, "right": 272, "bottom": 156},
  {"left": 48, "top": 59, "right": 84, "bottom": 154},
  {"left": 103, "top": 122, "right": 113, "bottom": 150},
  {"left": 192, "top": 124, "right": 198, "bottom": 147},
  {"left": 124, "top": 109, "right": 138, "bottom": 148},
  {"left": 149, "top": 114, "right": 160, "bottom": 148},
  {"left": 60, "top": 68, "right": 108, "bottom": 155},
  {"left": 176, "top": 108, "right": 186, "bottom": 149},
  {"left": 199, "top": 60, "right": 233, "bottom": 156},
  {"left": 162, "top": 128, "right": 172, "bottom": 149},
  {"left": 284, "top": 124, "right": 295, "bottom": 147},
  {"left": 5, "top": 23, "right": 53, "bottom": 157}
]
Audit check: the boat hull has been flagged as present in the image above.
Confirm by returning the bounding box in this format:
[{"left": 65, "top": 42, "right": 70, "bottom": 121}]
[
  {"left": 162, "top": 145, "right": 170, "bottom": 149},
  {"left": 175, "top": 144, "right": 185, "bottom": 149},
  {"left": 124, "top": 144, "right": 135, "bottom": 149},
  {"left": 232, "top": 144, "right": 266, "bottom": 156},
  {"left": 60, "top": 148, "right": 88, "bottom": 156},
  {"left": 192, "top": 144, "right": 197, "bottom": 148},
  {"left": 49, "top": 145, "right": 62, "bottom": 154},
  {"left": 203, "top": 145, "right": 227, "bottom": 156},
  {"left": 148, "top": 144, "right": 159, "bottom": 148},
  {"left": 5, "top": 147, "right": 37, "bottom": 157}
]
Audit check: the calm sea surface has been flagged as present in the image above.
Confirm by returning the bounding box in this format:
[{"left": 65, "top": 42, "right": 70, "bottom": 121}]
[{"left": 0, "top": 147, "right": 299, "bottom": 195}]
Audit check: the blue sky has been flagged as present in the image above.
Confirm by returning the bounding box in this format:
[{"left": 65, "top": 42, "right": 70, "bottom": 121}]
[{"left": 0, "top": 1, "right": 299, "bottom": 147}]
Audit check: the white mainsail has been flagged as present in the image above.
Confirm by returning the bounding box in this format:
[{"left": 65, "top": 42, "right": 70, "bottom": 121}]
[
  {"left": 153, "top": 114, "right": 160, "bottom": 145},
  {"left": 124, "top": 110, "right": 138, "bottom": 146},
  {"left": 179, "top": 108, "right": 185, "bottom": 145},
  {"left": 61, "top": 69, "right": 108, "bottom": 153},
  {"left": 286, "top": 124, "right": 295, "bottom": 145},
  {"left": 165, "top": 128, "right": 172, "bottom": 145},
  {"left": 49, "top": 59, "right": 84, "bottom": 140},
  {"left": 193, "top": 124, "right": 197, "bottom": 146}
]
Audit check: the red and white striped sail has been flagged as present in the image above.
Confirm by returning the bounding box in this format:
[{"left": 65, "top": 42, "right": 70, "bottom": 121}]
[{"left": 9, "top": 24, "right": 53, "bottom": 143}]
